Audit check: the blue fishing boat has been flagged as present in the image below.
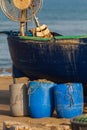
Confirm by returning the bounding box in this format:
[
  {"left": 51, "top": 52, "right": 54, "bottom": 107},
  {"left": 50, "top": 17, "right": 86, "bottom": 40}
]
[
  {"left": 1, "top": 0, "right": 87, "bottom": 83},
  {"left": 7, "top": 32, "right": 87, "bottom": 83}
]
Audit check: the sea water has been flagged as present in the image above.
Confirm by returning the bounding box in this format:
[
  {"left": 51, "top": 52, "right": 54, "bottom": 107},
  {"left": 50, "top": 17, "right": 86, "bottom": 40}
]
[{"left": 0, "top": 0, "right": 87, "bottom": 76}]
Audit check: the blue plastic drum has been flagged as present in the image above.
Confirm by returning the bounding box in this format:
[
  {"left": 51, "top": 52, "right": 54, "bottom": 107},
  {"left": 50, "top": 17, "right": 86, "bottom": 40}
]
[
  {"left": 28, "top": 81, "right": 55, "bottom": 118},
  {"left": 54, "top": 83, "right": 83, "bottom": 118}
]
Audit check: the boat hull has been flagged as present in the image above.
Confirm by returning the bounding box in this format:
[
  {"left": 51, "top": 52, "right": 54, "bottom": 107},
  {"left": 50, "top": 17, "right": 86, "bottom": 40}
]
[{"left": 7, "top": 35, "right": 87, "bottom": 83}]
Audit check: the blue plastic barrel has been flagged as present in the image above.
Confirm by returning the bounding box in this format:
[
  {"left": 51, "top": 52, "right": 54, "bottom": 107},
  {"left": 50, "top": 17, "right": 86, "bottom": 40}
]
[
  {"left": 28, "top": 81, "right": 54, "bottom": 118},
  {"left": 54, "top": 83, "right": 83, "bottom": 118}
]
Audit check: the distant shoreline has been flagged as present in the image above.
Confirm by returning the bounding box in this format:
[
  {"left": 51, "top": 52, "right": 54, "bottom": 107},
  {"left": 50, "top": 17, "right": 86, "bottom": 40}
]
[{"left": 0, "top": 67, "right": 12, "bottom": 77}]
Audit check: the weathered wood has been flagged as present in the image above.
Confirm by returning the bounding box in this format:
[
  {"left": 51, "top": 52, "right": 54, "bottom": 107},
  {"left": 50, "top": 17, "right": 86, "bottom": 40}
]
[
  {"left": 3, "top": 121, "right": 20, "bottom": 130},
  {"left": 3, "top": 121, "right": 71, "bottom": 130},
  {"left": 10, "top": 125, "right": 30, "bottom": 130}
]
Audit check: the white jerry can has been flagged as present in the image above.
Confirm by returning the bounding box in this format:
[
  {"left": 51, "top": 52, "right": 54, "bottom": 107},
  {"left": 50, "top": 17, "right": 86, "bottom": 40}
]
[{"left": 9, "top": 83, "right": 28, "bottom": 116}]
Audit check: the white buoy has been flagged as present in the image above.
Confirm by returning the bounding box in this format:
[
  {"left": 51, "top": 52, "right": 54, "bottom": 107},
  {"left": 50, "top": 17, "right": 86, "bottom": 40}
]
[{"left": 9, "top": 83, "right": 28, "bottom": 116}]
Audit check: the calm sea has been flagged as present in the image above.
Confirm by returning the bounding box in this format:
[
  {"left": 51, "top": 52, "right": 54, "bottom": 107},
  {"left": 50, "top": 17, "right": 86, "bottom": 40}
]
[{"left": 0, "top": 0, "right": 87, "bottom": 76}]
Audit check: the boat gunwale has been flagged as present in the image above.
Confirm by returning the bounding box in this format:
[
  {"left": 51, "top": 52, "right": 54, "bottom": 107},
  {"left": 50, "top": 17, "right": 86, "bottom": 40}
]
[
  {"left": 19, "top": 35, "right": 87, "bottom": 40},
  {"left": 7, "top": 35, "right": 87, "bottom": 45}
]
